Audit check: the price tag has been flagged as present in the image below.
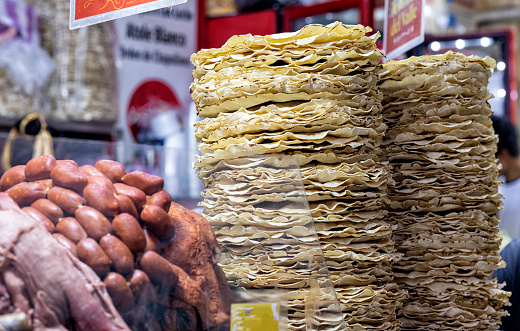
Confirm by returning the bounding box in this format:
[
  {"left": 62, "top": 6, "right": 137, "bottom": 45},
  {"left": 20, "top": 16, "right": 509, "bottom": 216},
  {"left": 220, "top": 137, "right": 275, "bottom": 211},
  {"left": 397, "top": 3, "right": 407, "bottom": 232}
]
[
  {"left": 231, "top": 303, "right": 280, "bottom": 331},
  {"left": 383, "top": 0, "right": 425, "bottom": 60},
  {"left": 70, "top": 0, "right": 187, "bottom": 29}
]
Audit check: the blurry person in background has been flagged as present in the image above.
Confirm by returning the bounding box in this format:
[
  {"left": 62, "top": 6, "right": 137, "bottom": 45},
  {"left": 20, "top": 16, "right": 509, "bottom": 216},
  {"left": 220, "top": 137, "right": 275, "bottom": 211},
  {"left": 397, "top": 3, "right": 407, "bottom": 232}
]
[
  {"left": 492, "top": 115, "right": 520, "bottom": 331},
  {"left": 492, "top": 115, "right": 520, "bottom": 245}
]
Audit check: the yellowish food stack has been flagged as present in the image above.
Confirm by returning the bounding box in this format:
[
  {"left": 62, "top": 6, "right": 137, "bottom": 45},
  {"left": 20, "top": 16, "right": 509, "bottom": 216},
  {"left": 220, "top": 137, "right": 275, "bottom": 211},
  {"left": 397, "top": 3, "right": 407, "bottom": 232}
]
[
  {"left": 191, "top": 22, "right": 404, "bottom": 330},
  {"left": 379, "top": 51, "right": 510, "bottom": 330}
]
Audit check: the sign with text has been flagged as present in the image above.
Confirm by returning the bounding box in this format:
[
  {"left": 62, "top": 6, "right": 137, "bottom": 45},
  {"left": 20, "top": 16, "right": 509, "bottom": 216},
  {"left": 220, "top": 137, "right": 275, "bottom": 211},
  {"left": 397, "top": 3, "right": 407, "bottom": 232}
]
[
  {"left": 70, "top": 0, "right": 187, "bottom": 29},
  {"left": 113, "top": 1, "right": 197, "bottom": 195},
  {"left": 383, "top": 0, "right": 424, "bottom": 61}
]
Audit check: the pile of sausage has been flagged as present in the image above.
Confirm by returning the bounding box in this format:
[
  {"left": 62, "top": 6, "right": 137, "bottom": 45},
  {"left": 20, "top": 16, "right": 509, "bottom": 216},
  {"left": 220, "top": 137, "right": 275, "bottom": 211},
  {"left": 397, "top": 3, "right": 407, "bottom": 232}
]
[{"left": 0, "top": 155, "right": 231, "bottom": 331}]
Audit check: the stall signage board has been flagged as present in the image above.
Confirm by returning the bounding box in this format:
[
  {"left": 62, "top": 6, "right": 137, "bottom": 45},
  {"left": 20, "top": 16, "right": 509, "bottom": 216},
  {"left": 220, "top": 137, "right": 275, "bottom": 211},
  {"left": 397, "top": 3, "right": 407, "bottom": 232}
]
[
  {"left": 70, "top": 0, "right": 187, "bottom": 29},
  {"left": 383, "top": 0, "right": 425, "bottom": 61}
]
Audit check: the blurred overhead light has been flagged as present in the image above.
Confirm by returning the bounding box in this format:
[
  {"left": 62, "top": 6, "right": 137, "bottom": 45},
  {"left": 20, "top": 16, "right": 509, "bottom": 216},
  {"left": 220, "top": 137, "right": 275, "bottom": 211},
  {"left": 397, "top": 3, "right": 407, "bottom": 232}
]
[
  {"left": 455, "top": 39, "right": 465, "bottom": 49},
  {"left": 497, "top": 89, "right": 507, "bottom": 98},
  {"left": 497, "top": 61, "right": 506, "bottom": 71},
  {"left": 430, "top": 41, "right": 441, "bottom": 52},
  {"left": 480, "top": 37, "right": 491, "bottom": 47}
]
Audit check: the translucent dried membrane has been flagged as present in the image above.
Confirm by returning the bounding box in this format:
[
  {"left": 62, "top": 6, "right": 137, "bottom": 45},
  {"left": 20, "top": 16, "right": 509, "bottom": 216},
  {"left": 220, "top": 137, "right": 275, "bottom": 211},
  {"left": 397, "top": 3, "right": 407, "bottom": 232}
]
[
  {"left": 382, "top": 97, "right": 493, "bottom": 124},
  {"left": 195, "top": 102, "right": 384, "bottom": 142},
  {"left": 385, "top": 149, "right": 496, "bottom": 166},
  {"left": 312, "top": 210, "right": 387, "bottom": 223},
  {"left": 214, "top": 224, "right": 316, "bottom": 238},
  {"left": 191, "top": 70, "right": 378, "bottom": 107},
  {"left": 205, "top": 212, "right": 313, "bottom": 228},
  {"left": 310, "top": 198, "right": 389, "bottom": 215},
  {"left": 199, "top": 125, "right": 383, "bottom": 150},
  {"left": 300, "top": 162, "right": 392, "bottom": 185},
  {"left": 197, "top": 152, "right": 382, "bottom": 175},
  {"left": 379, "top": 51, "right": 496, "bottom": 76},
  {"left": 190, "top": 60, "right": 378, "bottom": 94},
  {"left": 379, "top": 72, "right": 491, "bottom": 94},
  {"left": 203, "top": 179, "right": 302, "bottom": 196},
  {"left": 196, "top": 139, "right": 381, "bottom": 167},
  {"left": 392, "top": 170, "right": 499, "bottom": 187},
  {"left": 386, "top": 157, "right": 499, "bottom": 175},
  {"left": 196, "top": 86, "right": 382, "bottom": 118},
  {"left": 380, "top": 81, "right": 491, "bottom": 103},
  {"left": 385, "top": 119, "right": 493, "bottom": 138},
  {"left": 192, "top": 35, "right": 380, "bottom": 72},
  {"left": 378, "top": 60, "right": 492, "bottom": 81},
  {"left": 305, "top": 187, "right": 388, "bottom": 202},
  {"left": 202, "top": 199, "right": 314, "bottom": 216},
  {"left": 192, "top": 22, "right": 377, "bottom": 63},
  {"left": 384, "top": 105, "right": 493, "bottom": 127},
  {"left": 200, "top": 170, "right": 305, "bottom": 191},
  {"left": 390, "top": 198, "right": 501, "bottom": 215},
  {"left": 389, "top": 209, "right": 500, "bottom": 229},
  {"left": 316, "top": 222, "right": 393, "bottom": 240}
]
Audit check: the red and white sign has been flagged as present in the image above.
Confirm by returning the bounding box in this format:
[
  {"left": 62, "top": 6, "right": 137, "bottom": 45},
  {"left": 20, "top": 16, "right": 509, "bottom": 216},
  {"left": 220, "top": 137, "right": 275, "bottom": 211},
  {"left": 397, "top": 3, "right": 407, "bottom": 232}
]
[
  {"left": 70, "top": 0, "right": 186, "bottom": 29},
  {"left": 383, "top": 0, "right": 425, "bottom": 61}
]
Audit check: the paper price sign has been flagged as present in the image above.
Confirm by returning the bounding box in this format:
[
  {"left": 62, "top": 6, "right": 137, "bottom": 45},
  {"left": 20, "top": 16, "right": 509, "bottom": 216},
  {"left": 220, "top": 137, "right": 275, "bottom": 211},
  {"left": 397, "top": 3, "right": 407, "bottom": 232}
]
[
  {"left": 70, "top": 0, "right": 187, "bottom": 29},
  {"left": 383, "top": 0, "right": 425, "bottom": 60}
]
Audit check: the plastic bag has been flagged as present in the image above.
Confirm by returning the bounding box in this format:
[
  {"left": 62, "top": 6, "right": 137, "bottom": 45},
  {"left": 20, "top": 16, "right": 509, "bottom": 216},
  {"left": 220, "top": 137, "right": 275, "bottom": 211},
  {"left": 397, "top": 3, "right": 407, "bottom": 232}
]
[{"left": 0, "top": 40, "right": 54, "bottom": 95}]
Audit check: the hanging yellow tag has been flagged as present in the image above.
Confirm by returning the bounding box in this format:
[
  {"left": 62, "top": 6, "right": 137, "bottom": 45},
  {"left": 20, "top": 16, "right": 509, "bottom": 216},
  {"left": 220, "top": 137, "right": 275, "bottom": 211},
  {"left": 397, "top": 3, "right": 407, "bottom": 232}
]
[{"left": 230, "top": 303, "right": 280, "bottom": 331}]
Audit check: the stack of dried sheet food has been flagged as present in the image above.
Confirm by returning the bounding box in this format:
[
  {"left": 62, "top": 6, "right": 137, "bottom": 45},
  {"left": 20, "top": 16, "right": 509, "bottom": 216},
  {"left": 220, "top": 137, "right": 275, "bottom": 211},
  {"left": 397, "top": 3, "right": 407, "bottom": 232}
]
[
  {"left": 379, "top": 51, "right": 510, "bottom": 330},
  {"left": 191, "top": 22, "right": 404, "bottom": 330}
]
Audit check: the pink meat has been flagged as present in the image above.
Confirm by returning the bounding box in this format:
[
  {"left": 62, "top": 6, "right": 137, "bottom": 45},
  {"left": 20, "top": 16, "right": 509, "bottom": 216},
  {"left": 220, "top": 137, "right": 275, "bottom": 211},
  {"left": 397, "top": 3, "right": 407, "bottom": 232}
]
[{"left": 0, "top": 193, "right": 130, "bottom": 331}]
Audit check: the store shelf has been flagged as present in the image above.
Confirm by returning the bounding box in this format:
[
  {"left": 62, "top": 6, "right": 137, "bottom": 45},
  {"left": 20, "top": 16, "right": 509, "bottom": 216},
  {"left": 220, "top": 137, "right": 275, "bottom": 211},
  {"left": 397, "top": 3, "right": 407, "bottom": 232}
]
[
  {"left": 0, "top": 117, "right": 114, "bottom": 140},
  {"left": 450, "top": 5, "right": 520, "bottom": 27}
]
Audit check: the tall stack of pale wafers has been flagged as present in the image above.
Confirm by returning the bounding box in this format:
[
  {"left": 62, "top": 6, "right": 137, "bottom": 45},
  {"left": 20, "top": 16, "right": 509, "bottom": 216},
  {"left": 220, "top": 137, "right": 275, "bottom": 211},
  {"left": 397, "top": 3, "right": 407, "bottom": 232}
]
[
  {"left": 191, "top": 22, "right": 405, "bottom": 330},
  {"left": 379, "top": 51, "right": 510, "bottom": 330}
]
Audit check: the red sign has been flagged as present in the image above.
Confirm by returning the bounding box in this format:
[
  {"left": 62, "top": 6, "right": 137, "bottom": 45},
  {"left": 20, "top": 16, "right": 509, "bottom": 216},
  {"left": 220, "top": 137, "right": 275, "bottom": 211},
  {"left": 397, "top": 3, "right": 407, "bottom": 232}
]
[
  {"left": 70, "top": 0, "right": 186, "bottom": 29},
  {"left": 75, "top": 0, "right": 159, "bottom": 20},
  {"left": 383, "top": 0, "right": 424, "bottom": 60}
]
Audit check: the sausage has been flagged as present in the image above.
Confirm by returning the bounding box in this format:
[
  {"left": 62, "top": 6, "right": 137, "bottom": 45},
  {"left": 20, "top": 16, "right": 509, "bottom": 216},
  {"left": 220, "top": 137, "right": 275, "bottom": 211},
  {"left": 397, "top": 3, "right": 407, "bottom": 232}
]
[
  {"left": 95, "top": 160, "right": 126, "bottom": 183},
  {"left": 116, "top": 194, "right": 139, "bottom": 220},
  {"left": 122, "top": 171, "right": 164, "bottom": 195},
  {"left": 113, "top": 183, "right": 146, "bottom": 211},
  {"left": 56, "top": 217, "right": 87, "bottom": 244},
  {"left": 139, "top": 251, "right": 175, "bottom": 291},
  {"left": 31, "top": 199, "right": 63, "bottom": 224},
  {"left": 128, "top": 269, "right": 156, "bottom": 305},
  {"left": 112, "top": 213, "right": 146, "bottom": 254},
  {"left": 0, "top": 165, "right": 26, "bottom": 191},
  {"left": 104, "top": 272, "right": 134, "bottom": 312},
  {"left": 52, "top": 233, "right": 78, "bottom": 257},
  {"left": 57, "top": 159, "right": 78, "bottom": 167},
  {"left": 100, "top": 235, "right": 134, "bottom": 275},
  {"left": 75, "top": 206, "right": 112, "bottom": 241},
  {"left": 147, "top": 190, "right": 172, "bottom": 212},
  {"left": 87, "top": 176, "right": 116, "bottom": 194},
  {"left": 6, "top": 182, "right": 46, "bottom": 206},
  {"left": 79, "top": 165, "right": 105, "bottom": 178},
  {"left": 83, "top": 182, "right": 119, "bottom": 217},
  {"left": 140, "top": 205, "right": 174, "bottom": 240},
  {"left": 48, "top": 186, "right": 83, "bottom": 215},
  {"left": 25, "top": 155, "right": 56, "bottom": 181},
  {"left": 143, "top": 228, "right": 162, "bottom": 253},
  {"left": 51, "top": 163, "right": 88, "bottom": 192},
  {"left": 77, "top": 238, "right": 111, "bottom": 277},
  {"left": 34, "top": 179, "right": 53, "bottom": 194},
  {"left": 22, "top": 206, "right": 55, "bottom": 232}
]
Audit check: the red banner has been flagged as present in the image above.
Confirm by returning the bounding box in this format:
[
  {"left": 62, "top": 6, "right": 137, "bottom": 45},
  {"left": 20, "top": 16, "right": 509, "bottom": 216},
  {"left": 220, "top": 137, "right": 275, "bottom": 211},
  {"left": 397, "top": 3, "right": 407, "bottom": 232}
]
[
  {"left": 75, "top": 0, "right": 159, "bottom": 20},
  {"left": 384, "top": 0, "right": 424, "bottom": 60}
]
